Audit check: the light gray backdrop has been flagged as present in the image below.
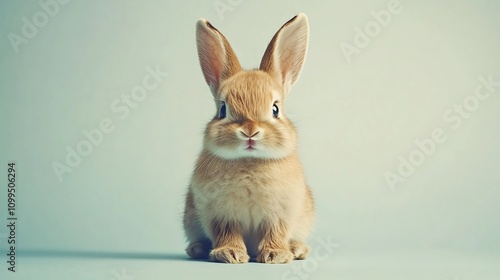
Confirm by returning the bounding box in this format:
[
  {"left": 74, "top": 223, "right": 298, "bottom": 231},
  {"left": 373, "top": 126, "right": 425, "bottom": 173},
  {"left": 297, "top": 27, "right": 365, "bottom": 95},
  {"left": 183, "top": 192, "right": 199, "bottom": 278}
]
[{"left": 0, "top": 0, "right": 499, "bottom": 279}]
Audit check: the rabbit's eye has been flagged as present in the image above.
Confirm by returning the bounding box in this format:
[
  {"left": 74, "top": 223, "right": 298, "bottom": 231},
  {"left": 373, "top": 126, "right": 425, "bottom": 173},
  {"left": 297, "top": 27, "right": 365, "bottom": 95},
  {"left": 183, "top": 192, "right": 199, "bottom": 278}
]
[
  {"left": 272, "top": 104, "right": 279, "bottom": 118},
  {"left": 219, "top": 102, "right": 226, "bottom": 119}
]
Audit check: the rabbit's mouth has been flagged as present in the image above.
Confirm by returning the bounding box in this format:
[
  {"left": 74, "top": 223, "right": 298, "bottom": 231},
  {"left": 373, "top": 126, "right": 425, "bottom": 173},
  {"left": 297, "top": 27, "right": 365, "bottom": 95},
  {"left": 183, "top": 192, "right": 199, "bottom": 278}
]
[{"left": 245, "top": 139, "right": 257, "bottom": 151}]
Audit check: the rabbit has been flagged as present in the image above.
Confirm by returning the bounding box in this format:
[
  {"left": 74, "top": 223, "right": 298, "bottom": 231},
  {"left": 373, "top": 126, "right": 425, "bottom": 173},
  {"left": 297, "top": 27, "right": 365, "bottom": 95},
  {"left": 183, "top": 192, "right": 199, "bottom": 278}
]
[{"left": 183, "top": 13, "right": 314, "bottom": 264}]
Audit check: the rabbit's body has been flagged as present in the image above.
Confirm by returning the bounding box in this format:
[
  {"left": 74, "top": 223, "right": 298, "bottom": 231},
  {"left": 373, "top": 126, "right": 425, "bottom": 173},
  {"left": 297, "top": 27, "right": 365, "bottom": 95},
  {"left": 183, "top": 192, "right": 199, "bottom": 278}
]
[
  {"left": 183, "top": 14, "right": 315, "bottom": 264},
  {"left": 186, "top": 151, "right": 313, "bottom": 257}
]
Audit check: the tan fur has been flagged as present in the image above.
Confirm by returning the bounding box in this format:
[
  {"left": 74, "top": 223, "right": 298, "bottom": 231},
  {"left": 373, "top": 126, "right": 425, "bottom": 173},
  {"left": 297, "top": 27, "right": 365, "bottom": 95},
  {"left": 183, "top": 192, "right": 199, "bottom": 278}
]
[{"left": 184, "top": 14, "right": 314, "bottom": 264}]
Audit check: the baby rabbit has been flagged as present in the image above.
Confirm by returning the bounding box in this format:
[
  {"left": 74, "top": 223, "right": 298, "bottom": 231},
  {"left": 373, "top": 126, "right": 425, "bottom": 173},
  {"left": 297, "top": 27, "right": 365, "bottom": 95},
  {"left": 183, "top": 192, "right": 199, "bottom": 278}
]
[{"left": 183, "top": 13, "right": 314, "bottom": 264}]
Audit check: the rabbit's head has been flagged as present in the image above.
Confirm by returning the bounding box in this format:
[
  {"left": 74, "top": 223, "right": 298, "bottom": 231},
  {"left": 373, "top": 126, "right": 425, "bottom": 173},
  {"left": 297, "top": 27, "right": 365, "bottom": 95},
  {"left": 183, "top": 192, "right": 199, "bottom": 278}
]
[{"left": 196, "top": 14, "right": 309, "bottom": 160}]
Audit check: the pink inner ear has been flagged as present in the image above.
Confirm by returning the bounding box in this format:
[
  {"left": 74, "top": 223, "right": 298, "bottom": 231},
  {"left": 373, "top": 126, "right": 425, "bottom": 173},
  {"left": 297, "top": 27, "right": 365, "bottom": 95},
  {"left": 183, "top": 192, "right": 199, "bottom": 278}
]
[
  {"left": 201, "top": 54, "right": 221, "bottom": 90},
  {"left": 197, "top": 22, "right": 226, "bottom": 92},
  {"left": 276, "top": 24, "right": 307, "bottom": 88},
  {"left": 259, "top": 14, "right": 308, "bottom": 94}
]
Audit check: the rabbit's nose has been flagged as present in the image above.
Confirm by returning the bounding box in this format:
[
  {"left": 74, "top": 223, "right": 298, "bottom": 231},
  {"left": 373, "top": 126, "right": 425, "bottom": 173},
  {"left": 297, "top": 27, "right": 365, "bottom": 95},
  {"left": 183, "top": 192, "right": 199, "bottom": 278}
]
[
  {"left": 237, "top": 125, "right": 263, "bottom": 141},
  {"left": 240, "top": 131, "right": 260, "bottom": 138},
  {"left": 238, "top": 120, "right": 263, "bottom": 140}
]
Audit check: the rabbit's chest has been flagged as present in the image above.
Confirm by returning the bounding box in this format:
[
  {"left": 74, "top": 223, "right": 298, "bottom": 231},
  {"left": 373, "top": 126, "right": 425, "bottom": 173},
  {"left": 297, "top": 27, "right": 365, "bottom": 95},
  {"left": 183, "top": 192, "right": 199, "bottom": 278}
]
[{"left": 194, "top": 171, "right": 299, "bottom": 228}]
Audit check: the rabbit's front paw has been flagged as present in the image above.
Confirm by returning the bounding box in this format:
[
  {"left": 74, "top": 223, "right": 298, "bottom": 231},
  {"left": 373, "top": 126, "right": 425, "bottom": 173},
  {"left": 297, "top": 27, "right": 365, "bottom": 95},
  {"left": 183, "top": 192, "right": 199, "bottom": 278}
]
[
  {"left": 290, "top": 240, "right": 310, "bottom": 260},
  {"left": 209, "top": 247, "right": 250, "bottom": 264},
  {"left": 186, "top": 240, "right": 211, "bottom": 259},
  {"left": 257, "top": 248, "right": 294, "bottom": 264}
]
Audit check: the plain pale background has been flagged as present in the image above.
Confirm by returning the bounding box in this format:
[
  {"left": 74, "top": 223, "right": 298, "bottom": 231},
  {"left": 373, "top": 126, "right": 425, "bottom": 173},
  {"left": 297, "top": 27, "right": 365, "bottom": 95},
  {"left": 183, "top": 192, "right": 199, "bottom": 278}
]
[{"left": 0, "top": 0, "right": 499, "bottom": 279}]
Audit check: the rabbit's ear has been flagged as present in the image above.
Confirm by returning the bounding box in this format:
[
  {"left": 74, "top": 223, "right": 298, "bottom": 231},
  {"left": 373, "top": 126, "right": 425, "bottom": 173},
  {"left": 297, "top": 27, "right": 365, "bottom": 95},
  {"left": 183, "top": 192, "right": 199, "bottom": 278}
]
[
  {"left": 260, "top": 13, "right": 309, "bottom": 95},
  {"left": 196, "top": 19, "right": 241, "bottom": 95}
]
